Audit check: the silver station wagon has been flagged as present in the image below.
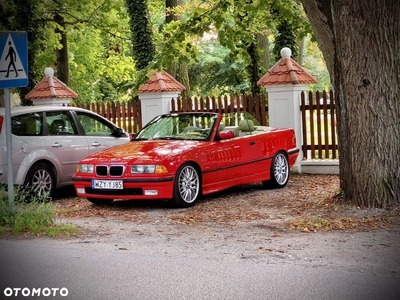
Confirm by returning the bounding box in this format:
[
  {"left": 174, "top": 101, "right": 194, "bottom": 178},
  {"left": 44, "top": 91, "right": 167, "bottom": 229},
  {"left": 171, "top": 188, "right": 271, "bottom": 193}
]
[{"left": 0, "top": 105, "right": 130, "bottom": 197}]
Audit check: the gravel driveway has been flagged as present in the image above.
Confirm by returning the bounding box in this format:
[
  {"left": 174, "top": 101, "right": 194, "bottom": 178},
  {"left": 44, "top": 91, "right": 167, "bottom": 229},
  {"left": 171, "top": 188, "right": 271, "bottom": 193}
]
[{"left": 52, "top": 173, "right": 400, "bottom": 277}]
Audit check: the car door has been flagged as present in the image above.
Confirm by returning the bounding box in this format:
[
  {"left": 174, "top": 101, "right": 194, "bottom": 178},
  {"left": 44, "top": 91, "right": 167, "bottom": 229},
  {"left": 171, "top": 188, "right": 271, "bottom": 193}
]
[
  {"left": 214, "top": 137, "right": 243, "bottom": 183},
  {"left": 44, "top": 110, "right": 90, "bottom": 183},
  {"left": 215, "top": 134, "right": 263, "bottom": 183},
  {"left": 74, "top": 111, "right": 128, "bottom": 155},
  {"left": 237, "top": 134, "right": 265, "bottom": 177},
  {"left": 4, "top": 112, "right": 46, "bottom": 185}
]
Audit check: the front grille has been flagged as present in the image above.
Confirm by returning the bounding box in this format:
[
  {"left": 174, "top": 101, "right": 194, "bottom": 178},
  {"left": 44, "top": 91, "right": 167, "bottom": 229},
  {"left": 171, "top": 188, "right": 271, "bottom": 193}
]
[
  {"left": 95, "top": 165, "right": 125, "bottom": 177},
  {"left": 96, "top": 166, "right": 108, "bottom": 176},
  {"left": 110, "top": 166, "right": 124, "bottom": 176}
]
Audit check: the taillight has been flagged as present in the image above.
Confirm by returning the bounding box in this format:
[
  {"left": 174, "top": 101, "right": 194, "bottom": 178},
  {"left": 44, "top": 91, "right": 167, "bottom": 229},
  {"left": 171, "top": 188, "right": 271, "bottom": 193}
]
[{"left": 0, "top": 116, "right": 3, "bottom": 134}]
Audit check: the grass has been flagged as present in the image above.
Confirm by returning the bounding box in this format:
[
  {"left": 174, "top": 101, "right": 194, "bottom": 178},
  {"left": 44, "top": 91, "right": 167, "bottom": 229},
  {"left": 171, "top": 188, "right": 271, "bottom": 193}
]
[{"left": 0, "top": 186, "right": 80, "bottom": 237}]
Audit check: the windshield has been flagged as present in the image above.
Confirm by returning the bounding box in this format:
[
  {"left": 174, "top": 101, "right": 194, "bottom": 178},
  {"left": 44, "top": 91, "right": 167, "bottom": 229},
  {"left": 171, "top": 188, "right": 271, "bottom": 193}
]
[{"left": 134, "top": 113, "right": 218, "bottom": 141}]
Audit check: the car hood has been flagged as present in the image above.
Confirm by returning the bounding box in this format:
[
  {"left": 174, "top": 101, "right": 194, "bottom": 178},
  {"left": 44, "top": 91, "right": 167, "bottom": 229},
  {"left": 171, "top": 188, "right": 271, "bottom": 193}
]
[{"left": 81, "top": 140, "right": 204, "bottom": 164}]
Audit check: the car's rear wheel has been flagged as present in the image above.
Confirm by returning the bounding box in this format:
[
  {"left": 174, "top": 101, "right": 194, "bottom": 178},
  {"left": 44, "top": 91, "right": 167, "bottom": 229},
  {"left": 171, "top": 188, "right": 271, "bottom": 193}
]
[
  {"left": 171, "top": 163, "right": 201, "bottom": 208},
  {"left": 25, "top": 162, "right": 55, "bottom": 199},
  {"left": 87, "top": 198, "right": 114, "bottom": 205},
  {"left": 263, "top": 151, "right": 289, "bottom": 188}
]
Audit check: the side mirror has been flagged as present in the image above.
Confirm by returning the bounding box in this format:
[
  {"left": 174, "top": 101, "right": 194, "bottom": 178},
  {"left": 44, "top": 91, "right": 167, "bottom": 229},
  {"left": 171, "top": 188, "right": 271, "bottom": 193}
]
[
  {"left": 218, "top": 130, "right": 234, "bottom": 140},
  {"left": 112, "top": 127, "right": 126, "bottom": 137}
]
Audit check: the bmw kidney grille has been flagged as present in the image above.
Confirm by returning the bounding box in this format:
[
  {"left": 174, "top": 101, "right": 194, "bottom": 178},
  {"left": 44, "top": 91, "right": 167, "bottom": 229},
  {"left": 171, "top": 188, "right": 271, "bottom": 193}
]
[{"left": 96, "top": 165, "right": 124, "bottom": 176}]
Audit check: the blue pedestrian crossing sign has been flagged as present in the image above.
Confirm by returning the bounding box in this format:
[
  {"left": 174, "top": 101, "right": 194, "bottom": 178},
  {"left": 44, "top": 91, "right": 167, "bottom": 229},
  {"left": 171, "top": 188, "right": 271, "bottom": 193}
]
[{"left": 0, "top": 31, "right": 28, "bottom": 89}]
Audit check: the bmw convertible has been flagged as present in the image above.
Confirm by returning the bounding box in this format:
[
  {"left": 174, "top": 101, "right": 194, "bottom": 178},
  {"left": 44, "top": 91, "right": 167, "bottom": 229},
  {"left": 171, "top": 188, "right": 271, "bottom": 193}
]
[{"left": 72, "top": 112, "right": 299, "bottom": 207}]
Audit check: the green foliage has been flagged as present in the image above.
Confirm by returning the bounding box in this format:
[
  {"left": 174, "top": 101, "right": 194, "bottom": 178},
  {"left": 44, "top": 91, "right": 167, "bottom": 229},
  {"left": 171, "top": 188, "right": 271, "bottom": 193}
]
[
  {"left": 1, "top": 0, "right": 134, "bottom": 104},
  {"left": 302, "top": 37, "right": 332, "bottom": 91},
  {"left": 0, "top": 0, "right": 329, "bottom": 103},
  {"left": 190, "top": 40, "right": 249, "bottom": 96},
  {"left": 0, "top": 0, "right": 46, "bottom": 103},
  {"left": 140, "top": 0, "right": 316, "bottom": 95},
  {"left": 67, "top": 25, "right": 136, "bottom": 103},
  {"left": 32, "top": 0, "right": 137, "bottom": 104},
  {"left": 0, "top": 186, "right": 79, "bottom": 236}
]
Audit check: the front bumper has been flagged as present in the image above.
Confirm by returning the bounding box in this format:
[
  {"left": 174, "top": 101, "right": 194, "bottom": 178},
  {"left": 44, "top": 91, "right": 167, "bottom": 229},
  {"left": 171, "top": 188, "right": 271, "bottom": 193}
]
[{"left": 72, "top": 176, "right": 175, "bottom": 200}]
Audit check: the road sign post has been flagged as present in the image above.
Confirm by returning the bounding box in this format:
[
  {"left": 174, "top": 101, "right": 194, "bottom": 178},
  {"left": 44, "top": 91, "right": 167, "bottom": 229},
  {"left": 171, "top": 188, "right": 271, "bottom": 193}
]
[
  {"left": 4, "top": 88, "right": 14, "bottom": 213},
  {"left": 0, "top": 31, "right": 28, "bottom": 213}
]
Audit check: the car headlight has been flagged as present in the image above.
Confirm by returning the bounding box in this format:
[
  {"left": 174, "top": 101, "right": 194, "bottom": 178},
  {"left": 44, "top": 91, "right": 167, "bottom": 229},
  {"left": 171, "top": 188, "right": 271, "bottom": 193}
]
[
  {"left": 77, "top": 164, "right": 94, "bottom": 173},
  {"left": 131, "top": 165, "right": 168, "bottom": 174}
]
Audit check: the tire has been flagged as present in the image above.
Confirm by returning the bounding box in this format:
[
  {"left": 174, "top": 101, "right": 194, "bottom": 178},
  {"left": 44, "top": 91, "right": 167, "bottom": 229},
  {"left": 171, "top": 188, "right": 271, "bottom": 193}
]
[
  {"left": 263, "top": 151, "right": 289, "bottom": 189},
  {"left": 24, "top": 162, "right": 56, "bottom": 199},
  {"left": 171, "top": 163, "right": 201, "bottom": 208},
  {"left": 87, "top": 198, "right": 114, "bottom": 205}
]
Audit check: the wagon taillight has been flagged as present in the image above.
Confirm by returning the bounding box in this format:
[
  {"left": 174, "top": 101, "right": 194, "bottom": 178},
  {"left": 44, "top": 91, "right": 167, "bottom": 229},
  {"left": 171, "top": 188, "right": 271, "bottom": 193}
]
[{"left": 0, "top": 116, "right": 3, "bottom": 134}]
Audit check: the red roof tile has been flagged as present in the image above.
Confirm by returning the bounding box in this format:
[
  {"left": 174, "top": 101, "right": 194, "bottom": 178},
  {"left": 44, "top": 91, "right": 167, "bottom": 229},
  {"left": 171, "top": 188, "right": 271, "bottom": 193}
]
[
  {"left": 257, "top": 52, "right": 317, "bottom": 86},
  {"left": 25, "top": 68, "right": 78, "bottom": 100},
  {"left": 139, "top": 71, "right": 186, "bottom": 93}
]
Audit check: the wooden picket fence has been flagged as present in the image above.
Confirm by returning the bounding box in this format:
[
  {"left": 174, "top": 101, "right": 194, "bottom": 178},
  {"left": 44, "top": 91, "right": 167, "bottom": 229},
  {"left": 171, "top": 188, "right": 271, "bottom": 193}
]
[
  {"left": 70, "top": 100, "right": 142, "bottom": 134},
  {"left": 300, "top": 90, "right": 338, "bottom": 159},
  {"left": 170, "top": 94, "right": 269, "bottom": 126},
  {"left": 70, "top": 90, "right": 338, "bottom": 160}
]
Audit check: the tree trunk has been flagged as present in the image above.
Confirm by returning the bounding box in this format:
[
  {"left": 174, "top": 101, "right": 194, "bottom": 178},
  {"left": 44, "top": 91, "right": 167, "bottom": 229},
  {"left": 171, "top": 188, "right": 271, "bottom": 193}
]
[
  {"left": 54, "top": 13, "right": 69, "bottom": 85},
  {"left": 177, "top": 63, "right": 190, "bottom": 98},
  {"left": 165, "top": 0, "right": 179, "bottom": 78},
  {"left": 257, "top": 33, "right": 270, "bottom": 71},
  {"left": 247, "top": 40, "right": 261, "bottom": 94},
  {"left": 165, "top": 0, "right": 191, "bottom": 96},
  {"left": 297, "top": 37, "right": 305, "bottom": 65},
  {"left": 301, "top": 0, "right": 400, "bottom": 207},
  {"left": 56, "top": 30, "right": 69, "bottom": 86}
]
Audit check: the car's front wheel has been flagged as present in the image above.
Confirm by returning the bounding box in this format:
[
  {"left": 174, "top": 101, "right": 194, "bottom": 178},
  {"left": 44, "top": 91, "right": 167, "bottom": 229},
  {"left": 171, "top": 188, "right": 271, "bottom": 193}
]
[
  {"left": 171, "top": 163, "right": 201, "bottom": 208},
  {"left": 263, "top": 151, "right": 289, "bottom": 188},
  {"left": 25, "top": 162, "right": 55, "bottom": 199}
]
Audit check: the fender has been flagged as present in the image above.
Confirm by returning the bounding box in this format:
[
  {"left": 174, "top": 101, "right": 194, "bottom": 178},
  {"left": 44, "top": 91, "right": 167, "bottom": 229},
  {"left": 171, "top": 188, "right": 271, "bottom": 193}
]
[{"left": 14, "top": 149, "right": 61, "bottom": 185}]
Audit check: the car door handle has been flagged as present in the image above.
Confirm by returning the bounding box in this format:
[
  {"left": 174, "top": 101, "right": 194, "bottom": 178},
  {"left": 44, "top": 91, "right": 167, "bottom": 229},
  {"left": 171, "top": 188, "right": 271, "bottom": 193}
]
[
  {"left": 91, "top": 142, "right": 101, "bottom": 147},
  {"left": 51, "top": 142, "right": 62, "bottom": 148},
  {"left": 249, "top": 141, "right": 256, "bottom": 146}
]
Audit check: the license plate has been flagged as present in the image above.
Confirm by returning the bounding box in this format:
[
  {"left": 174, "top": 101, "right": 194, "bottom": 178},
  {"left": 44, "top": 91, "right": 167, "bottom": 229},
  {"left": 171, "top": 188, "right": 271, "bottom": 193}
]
[{"left": 92, "top": 180, "right": 123, "bottom": 189}]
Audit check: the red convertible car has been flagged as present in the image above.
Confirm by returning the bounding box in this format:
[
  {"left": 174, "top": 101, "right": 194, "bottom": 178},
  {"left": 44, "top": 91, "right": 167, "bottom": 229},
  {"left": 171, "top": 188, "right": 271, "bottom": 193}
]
[{"left": 72, "top": 112, "right": 299, "bottom": 207}]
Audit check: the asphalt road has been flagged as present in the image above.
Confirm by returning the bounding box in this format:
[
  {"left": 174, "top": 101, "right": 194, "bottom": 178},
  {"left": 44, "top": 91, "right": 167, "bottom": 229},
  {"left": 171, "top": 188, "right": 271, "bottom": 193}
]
[{"left": 0, "top": 238, "right": 399, "bottom": 300}]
